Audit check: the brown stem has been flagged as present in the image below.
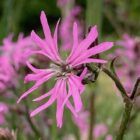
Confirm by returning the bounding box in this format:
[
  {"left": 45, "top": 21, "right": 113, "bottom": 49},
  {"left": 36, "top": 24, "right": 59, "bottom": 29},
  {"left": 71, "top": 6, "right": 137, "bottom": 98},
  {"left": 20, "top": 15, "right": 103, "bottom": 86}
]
[
  {"left": 88, "top": 93, "right": 95, "bottom": 140},
  {"left": 130, "top": 77, "right": 140, "bottom": 99},
  {"left": 24, "top": 100, "right": 41, "bottom": 138}
]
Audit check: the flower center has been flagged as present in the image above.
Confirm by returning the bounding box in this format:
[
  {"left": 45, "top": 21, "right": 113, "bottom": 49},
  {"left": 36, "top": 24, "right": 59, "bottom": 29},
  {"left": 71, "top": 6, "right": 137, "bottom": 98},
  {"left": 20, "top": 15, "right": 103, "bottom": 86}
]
[{"left": 50, "top": 63, "right": 72, "bottom": 77}]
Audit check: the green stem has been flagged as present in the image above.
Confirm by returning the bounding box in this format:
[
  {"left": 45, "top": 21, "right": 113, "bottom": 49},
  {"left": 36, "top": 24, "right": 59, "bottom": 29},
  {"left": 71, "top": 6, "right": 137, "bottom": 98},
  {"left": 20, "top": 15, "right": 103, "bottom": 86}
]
[
  {"left": 51, "top": 105, "right": 57, "bottom": 140},
  {"left": 24, "top": 100, "right": 41, "bottom": 138},
  {"left": 12, "top": 87, "right": 41, "bottom": 138},
  {"left": 116, "top": 101, "right": 133, "bottom": 140},
  {"left": 102, "top": 67, "right": 128, "bottom": 100},
  {"left": 102, "top": 67, "right": 134, "bottom": 140},
  {"left": 130, "top": 77, "right": 140, "bottom": 99}
]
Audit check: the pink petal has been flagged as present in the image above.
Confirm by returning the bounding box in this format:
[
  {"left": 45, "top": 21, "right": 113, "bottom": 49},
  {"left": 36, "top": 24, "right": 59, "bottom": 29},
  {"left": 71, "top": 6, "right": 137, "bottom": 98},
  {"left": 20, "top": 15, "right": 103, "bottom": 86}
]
[
  {"left": 70, "top": 75, "right": 85, "bottom": 93},
  {"left": 26, "top": 61, "right": 46, "bottom": 73},
  {"left": 24, "top": 72, "right": 47, "bottom": 83},
  {"left": 54, "top": 19, "right": 60, "bottom": 51},
  {"left": 40, "top": 11, "right": 61, "bottom": 62},
  {"left": 66, "top": 101, "right": 78, "bottom": 118},
  {"left": 17, "top": 72, "right": 55, "bottom": 103},
  {"left": 71, "top": 42, "right": 113, "bottom": 65},
  {"left": 33, "top": 88, "right": 54, "bottom": 102},
  {"left": 67, "top": 22, "right": 79, "bottom": 60},
  {"left": 67, "top": 25, "right": 98, "bottom": 63},
  {"left": 40, "top": 11, "right": 53, "bottom": 46},
  {"left": 30, "top": 79, "right": 62, "bottom": 117},
  {"left": 72, "top": 58, "right": 107, "bottom": 67},
  {"left": 31, "top": 31, "right": 57, "bottom": 62},
  {"left": 80, "top": 67, "right": 88, "bottom": 80},
  {"left": 17, "top": 84, "right": 39, "bottom": 103},
  {"left": 29, "top": 49, "right": 57, "bottom": 63},
  {"left": 68, "top": 78, "right": 82, "bottom": 112},
  {"left": 31, "top": 31, "right": 46, "bottom": 51},
  {"left": 56, "top": 80, "right": 66, "bottom": 127}
]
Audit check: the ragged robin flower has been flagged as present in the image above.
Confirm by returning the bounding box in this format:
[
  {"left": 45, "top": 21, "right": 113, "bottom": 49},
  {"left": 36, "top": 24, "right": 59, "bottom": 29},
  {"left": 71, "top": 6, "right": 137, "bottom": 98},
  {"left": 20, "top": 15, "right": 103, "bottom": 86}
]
[{"left": 17, "top": 11, "right": 113, "bottom": 127}]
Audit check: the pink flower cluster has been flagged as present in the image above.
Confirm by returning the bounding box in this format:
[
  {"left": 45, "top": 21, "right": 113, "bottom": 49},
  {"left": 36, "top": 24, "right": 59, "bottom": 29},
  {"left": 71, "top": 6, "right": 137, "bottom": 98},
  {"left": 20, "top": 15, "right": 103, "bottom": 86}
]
[
  {"left": 0, "top": 34, "right": 36, "bottom": 92},
  {"left": 72, "top": 111, "right": 113, "bottom": 140},
  {"left": 57, "top": 0, "right": 72, "bottom": 7},
  {"left": 57, "top": 0, "right": 83, "bottom": 50},
  {"left": 0, "top": 57, "right": 18, "bottom": 91},
  {"left": 0, "top": 102, "right": 8, "bottom": 125},
  {"left": 18, "top": 11, "right": 113, "bottom": 127},
  {"left": 0, "top": 34, "right": 36, "bottom": 70},
  {"left": 114, "top": 34, "right": 140, "bottom": 93}
]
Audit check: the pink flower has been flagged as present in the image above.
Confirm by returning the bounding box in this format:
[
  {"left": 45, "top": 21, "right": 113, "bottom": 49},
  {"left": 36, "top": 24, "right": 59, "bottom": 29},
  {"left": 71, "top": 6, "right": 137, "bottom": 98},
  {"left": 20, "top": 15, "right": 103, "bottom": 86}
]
[
  {"left": 72, "top": 110, "right": 112, "bottom": 140},
  {"left": 57, "top": 0, "right": 73, "bottom": 7},
  {"left": 105, "top": 134, "right": 113, "bottom": 140},
  {"left": 93, "top": 123, "right": 108, "bottom": 138},
  {"left": 0, "top": 103, "right": 8, "bottom": 125},
  {"left": 72, "top": 111, "right": 89, "bottom": 132},
  {"left": 1, "top": 34, "right": 36, "bottom": 70},
  {"left": 17, "top": 11, "right": 113, "bottom": 127},
  {"left": 59, "top": 3, "right": 83, "bottom": 50},
  {"left": 0, "top": 57, "right": 18, "bottom": 91},
  {"left": 113, "top": 34, "right": 140, "bottom": 93},
  {"left": 116, "top": 34, "right": 136, "bottom": 60}
]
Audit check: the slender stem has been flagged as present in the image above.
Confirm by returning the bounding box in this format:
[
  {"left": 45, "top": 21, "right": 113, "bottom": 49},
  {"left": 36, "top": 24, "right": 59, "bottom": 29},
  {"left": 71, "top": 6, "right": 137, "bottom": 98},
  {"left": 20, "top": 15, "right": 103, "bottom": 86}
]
[
  {"left": 51, "top": 105, "right": 58, "bottom": 140},
  {"left": 88, "top": 93, "right": 95, "bottom": 140},
  {"left": 130, "top": 77, "right": 140, "bottom": 99},
  {"left": 12, "top": 87, "right": 41, "bottom": 138},
  {"left": 101, "top": 67, "right": 135, "bottom": 140},
  {"left": 24, "top": 100, "right": 41, "bottom": 138},
  {"left": 102, "top": 67, "right": 128, "bottom": 100},
  {"left": 130, "top": 109, "right": 140, "bottom": 123},
  {"left": 116, "top": 101, "right": 133, "bottom": 140}
]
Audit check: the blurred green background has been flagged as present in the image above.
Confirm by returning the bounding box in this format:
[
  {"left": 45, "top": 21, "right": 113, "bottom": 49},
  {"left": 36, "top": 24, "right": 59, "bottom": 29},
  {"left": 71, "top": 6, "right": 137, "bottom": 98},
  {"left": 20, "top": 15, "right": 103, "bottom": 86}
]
[{"left": 0, "top": 0, "right": 140, "bottom": 140}]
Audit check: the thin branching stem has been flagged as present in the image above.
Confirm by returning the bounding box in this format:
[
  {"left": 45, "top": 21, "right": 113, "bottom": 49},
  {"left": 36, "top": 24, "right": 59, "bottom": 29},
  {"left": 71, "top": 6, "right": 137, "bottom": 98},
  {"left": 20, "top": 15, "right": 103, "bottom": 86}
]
[
  {"left": 102, "top": 67, "right": 128, "bottom": 100},
  {"left": 130, "top": 77, "right": 140, "bottom": 99}
]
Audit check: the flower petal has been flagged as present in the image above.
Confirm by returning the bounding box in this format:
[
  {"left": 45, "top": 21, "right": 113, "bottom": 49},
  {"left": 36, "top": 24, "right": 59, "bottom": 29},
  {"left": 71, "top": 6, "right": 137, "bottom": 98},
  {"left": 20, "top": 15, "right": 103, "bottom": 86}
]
[
  {"left": 30, "top": 79, "right": 62, "bottom": 117},
  {"left": 17, "top": 72, "right": 55, "bottom": 103},
  {"left": 56, "top": 80, "right": 66, "bottom": 127},
  {"left": 68, "top": 78, "right": 83, "bottom": 112},
  {"left": 67, "top": 25, "right": 98, "bottom": 63},
  {"left": 70, "top": 42, "right": 113, "bottom": 65},
  {"left": 72, "top": 58, "right": 107, "bottom": 67}
]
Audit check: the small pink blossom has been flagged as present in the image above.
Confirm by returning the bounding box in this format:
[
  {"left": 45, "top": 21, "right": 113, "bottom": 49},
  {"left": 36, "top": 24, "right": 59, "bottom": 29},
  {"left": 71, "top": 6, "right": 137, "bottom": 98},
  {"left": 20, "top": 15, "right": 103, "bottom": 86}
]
[
  {"left": 0, "top": 34, "right": 36, "bottom": 70},
  {"left": 57, "top": 0, "right": 73, "bottom": 7},
  {"left": 0, "top": 103, "right": 8, "bottom": 125},
  {"left": 73, "top": 110, "right": 112, "bottom": 140},
  {"left": 58, "top": 0, "right": 83, "bottom": 50},
  {"left": 93, "top": 123, "right": 108, "bottom": 138},
  {"left": 105, "top": 134, "right": 113, "bottom": 140},
  {"left": 17, "top": 11, "right": 113, "bottom": 127},
  {"left": 0, "top": 57, "right": 18, "bottom": 91},
  {"left": 113, "top": 34, "right": 140, "bottom": 93},
  {"left": 72, "top": 111, "right": 89, "bottom": 132}
]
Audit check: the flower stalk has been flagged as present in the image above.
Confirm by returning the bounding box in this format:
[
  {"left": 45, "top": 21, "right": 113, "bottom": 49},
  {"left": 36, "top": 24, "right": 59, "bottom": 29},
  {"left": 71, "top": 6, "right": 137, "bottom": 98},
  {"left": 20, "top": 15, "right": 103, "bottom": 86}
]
[
  {"left": 88, "top": 93, "right": 95, "bottom": 140},
  {"left": 102, "top": 68, "right": 140, "bottom": 140},
  {"left": 116, "top": 100, "right": 133, "bottom": 140}
]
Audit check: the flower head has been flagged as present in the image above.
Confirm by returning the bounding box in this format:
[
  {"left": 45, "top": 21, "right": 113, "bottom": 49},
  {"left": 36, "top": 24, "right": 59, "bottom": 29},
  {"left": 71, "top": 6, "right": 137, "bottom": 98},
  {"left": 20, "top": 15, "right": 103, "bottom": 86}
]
[
  {"left": 17, "top": 11, "right": 113, "bottom": 127},
  {"left": 0, "top": 56, "right": 18, "bottom": 92},
  {"left": 0, "top": 103, "right": 8, "bottom": 125},
  {"left": 58, "top": 0, "right": 83, "bottom": 50},
  {"left": 0, "top": 34, "right": 36, "bottom": 70},
  {"left": 113, "top": 34, "right": 140, "bottom": 93}
]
